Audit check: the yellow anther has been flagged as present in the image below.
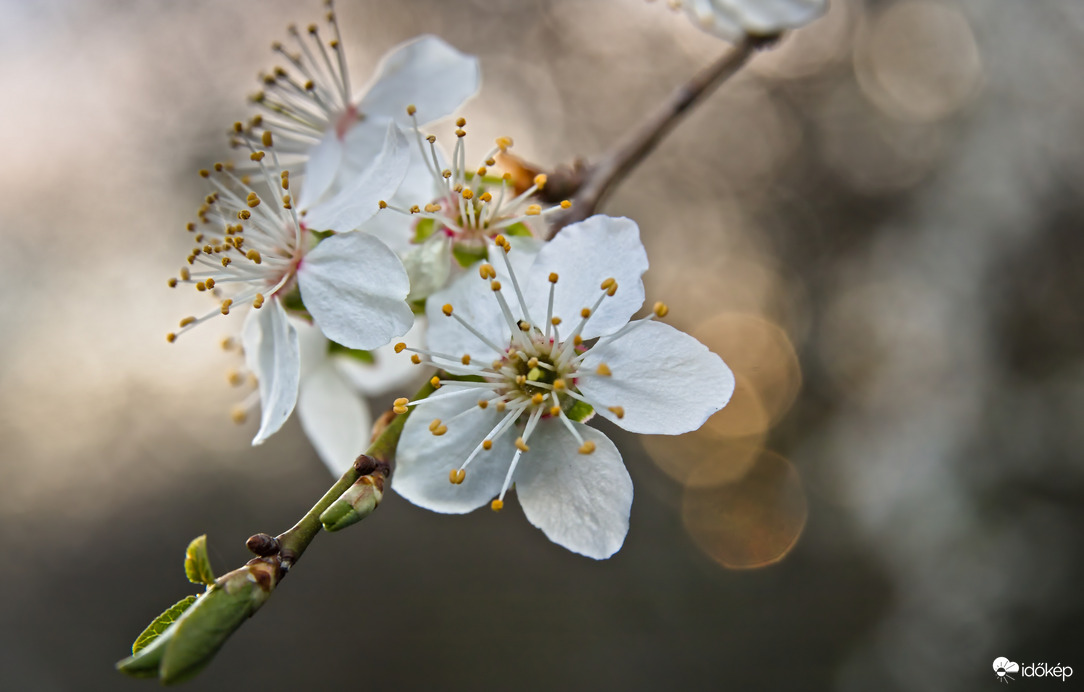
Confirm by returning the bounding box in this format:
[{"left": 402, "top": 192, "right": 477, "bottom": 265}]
[
  {"left": 579, "top": 441, "right": 596, "bottom": 455},
  {"left": 534, "top": 174, "right": 548, "bottom": 189},
  {"left": 426, "top": 135, "right": 436, "bottom": 144},
  {"left": 167, "top": 277, "right": 178, "bottom": 288},
  {"left": 491, "top": 499, "right": 504, "bottom": 511},
  {"left": 600, "top": 278, "right": 616, "bottom": 291},
  {"left": 442, "top": 169, "right": 452, "bottom": 179},
  {"left": 392, "top": 397, "right": 409, "bottom": 415},
  {"left": 477, "top": 166, "right": 488, "bottom": 177},
  {"left": 456, "top": 117, "right": 466, "bottom": 127},
  {"left": 220, "top": 299, "right": 233, "bottom": 315},
  {"left": 282, "top": 195, "right": 292, "bottom": 210},
  {"left": 231, "top": 406, "right": 248, "bottom": 425},
  {"left": 432, "top": 425, "right": 448, "bottom": 436},
  {"left": 196, "top": 281, "right": 207, "bottom": 292},
  {"left": 549, "top": 272, "right": 559, "bottom": 284},
  {"left": 462, "top": 188, "right": 474, "bottom": 200},
  {"left": 478, "top": 399, "right": 489, "bottom": 409},
  {"left": 186, "top": 222, "right": 196, "bottom": 232},
  {"left": 204, "top": 278, "right": 215, "bottom": 289},
  {"left": 378, "top": 200, "right": 388, "bottom": 209},
  {"left": 246, "top": 249, "right": 262, "bottom": 264},
  {"left": 551, "top": 317, "right": 562, "bottom": 326},
  {"left": 525, "top": 204, "right": 542, "bottom": 216},
  {"left": 531, "top": 393, "right": 545, "bottom": 405},
  {"left": 490, "top": 280, "right": 502, "bottom": 291},
  {"left": 515, "top": 375, "right": 527, "bottom": 386},
  {"left": 198, "top": 169, "right": 209, "bottom": 178},
  {"left": 179, "top": 316, "right": 196, "bottom": 327},
  {"left": 549, "top": 406, "right": 561, "bottom": 416},
  {"left": 553, "top": 379, "right": 566, "bottom": 391},
  {"left": 608, "top": 406, "right": 626, "bottom": 419},
  {"left": 606, "top": 282, "right": 618, "bottom": 297},
  {"left": 483, "top": 439, "right": 493, "bottom": 450},
  {"left": 574, "top": 335, "right": 583, "bottom": 346},
  {"left": 480, "top": 191, "right": 493, "bottom": 203},
  {"left": 394, "top": 342, "right": 407, "bottom": 353},
  {"left": 455, "top": 129, "right": 466, "bottom": 138},
  {"left": 424, "top": 203, "right": 441, "bottom": 213},
  {"left": 304, "top": 79, "right": 315, "bottom": 90},
  {"left": 430, "top": 376, "right": 441, "bottom": 389},
  {"left": 250, "top": 151, "right": 265, "bottom": 162},
  {"left": 518, "top": 321, "right": 530, "bottom": 332},
  {"left": 596, "top": 363, "right": 611, "bottom": 376},
  {"left": 496, "top": 136, "right": 513, "bottom": 150},
  {"left": 221, "top": 257, "right": 232, "bottom": 267},
  {"left": 479, "top": 263, "right": 496, "bottom": 279},
  {"left": 406, "top": 104, "right": 417, "bottom": 116},
  {"left": 461, "top": 354, "right": 471, "bottom": 365},
  {"left": 449, "top": 469, "right": 466, "bottom": 485},
  {"left": 527, "top": 357, "right": 539, "bottom": 368},
  {"left": 411, "top": 354, "right": 421, "bottom": 365},
  {"left": 253, "top": 293, "right": 265, "bottom": 309},
  {"left": 560, "top": 200, "right": 572, "bottom": 209},
  {"left": 581, "top": 307, "right": 592, "bottom": 318},
  {"left": 239, "top": 209, "right": 251, "bottom": 220},
  {"left": 409, "top": 205, "right": 421, "bottom": 214},
  {"left": 261, "top": 131, "right": 273, "bottom": 147},
  {"left": 496, "top": 402, "right": 507, "bottom": 412},
  {"left": 653, "top": 301, "right": 669, "bottom": 318},
  {"left": 166, "top": 332, "right": 177, "bottom": 343},
  {"left": 429, "top": 418, "right": 443, "bottom": 432},
  {"left": 515, "top": 437, "right": 530, "bottom": 452},
  {"left": 246, "top": 192, "right": 260, "bottom": 208},
  {"left": 442, "top": 303, "right": 454, "bottom": 316},
  {"left": 307, "top": 23, "right": 318, "bottom": 33},
  {"left": 221, "top": 337, "right": 235, "bottom": 350},
  {"left": 485, "top": 157, "right": 496, "bottom": 166},
  {"left": 227, "top": 370, "right": 244, "bottom": 387}
]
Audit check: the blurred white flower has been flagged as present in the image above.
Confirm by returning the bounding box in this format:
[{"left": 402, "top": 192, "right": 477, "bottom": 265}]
[
  {"left": 391, "top": 216, "right": 735, "bottom": 558},
  {"left": 369, "top": 116, "right": 571, "bottom": 302},
  {"left": 677, "top": 0, "right": 827, "bottom": 41},
  {"left": 167, "top": 128, "right": 415, "bottom": 444},
  {"left": 232, "top": 3, "right": 479, "bottom": 211}
]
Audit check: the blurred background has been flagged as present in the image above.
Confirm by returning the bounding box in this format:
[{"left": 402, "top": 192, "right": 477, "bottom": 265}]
[{"left": 2, "top": 0, "right": 1083, "bottom": 689}]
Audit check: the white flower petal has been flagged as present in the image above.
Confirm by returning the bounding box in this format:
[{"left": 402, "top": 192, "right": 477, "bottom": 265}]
[
  {"left": 297, "top": 131, "right": 344, "bottom": 211},
  {"left": 302, "top": 123, "right": 410, "bottom": 231},
  {"left": 334, "top": 316, "right": 428, "bottom": 396},
  {"left": 291, "top": 316, "right": 329, "bottom": 379},
  {"left": 298, "top": 362, "right": 372, "bottom": 477},
  {"left": 514, "top": 419, "right": 632, "bottom": 560},
  {"left": 356, "top": 137, "right": 446, "bottom": 255},
  {"left": 526, "top": 215, "right": 648, "bottom": 340},
  {"left": 579, "top": 319, "right": 735, "bottom": 435},
  {"left": 404, "top": 235, "right": 453, "bottom": 303},
  {"left": 425, "top": 263, "right": 512, "bottom": 363},
  {"left": 685, "top": 0, "right": 826, "bottom": 41},
  {"left": 358, "top": 35, "right": 480, "bottom": 124},
  {"left": 298, "top": 231, "right": 413, "bottom": 350},
  {"left": 242, "top": 298, "right": 301, "bottom": 445},
  {"left": 392, "top": 389, "right": 518, "bottom": 513}
]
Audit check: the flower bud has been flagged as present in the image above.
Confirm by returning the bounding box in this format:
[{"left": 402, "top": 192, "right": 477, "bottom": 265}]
[{"left": 319, "top": 474, "right": 384, "bottom": 532}]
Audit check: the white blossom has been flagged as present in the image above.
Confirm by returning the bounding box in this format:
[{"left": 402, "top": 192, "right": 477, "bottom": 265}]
[
  {"left": 231, "top": 3, "right": 479, "bottom": 212},
  {"left": 676, "top": 0, "right": 827, "bottom": 41},
  {"left": 391, "top": 216, "right": 735, "bottom": 558},
  {"left": 167, "top": 129, "right": 414, "bottom": 444}
]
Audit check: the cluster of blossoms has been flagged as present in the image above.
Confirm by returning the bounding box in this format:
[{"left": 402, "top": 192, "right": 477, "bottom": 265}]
[{"left": 163, "top": 1, "right": 758, "bottom": 558}]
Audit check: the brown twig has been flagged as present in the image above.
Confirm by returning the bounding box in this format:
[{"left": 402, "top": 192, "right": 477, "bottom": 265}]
[{"left": 550, "top": 35, "right": 769, "bottom": 230}]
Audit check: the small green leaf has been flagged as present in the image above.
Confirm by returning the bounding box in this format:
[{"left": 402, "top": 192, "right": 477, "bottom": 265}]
[
  {"left": 131, "top": 595, "right": 198, "bottom": 655},
  {"left": 566, "top": 400, "right": 595, "bottom": 423},
  {"left": 452, "top": 243, "right": 487, "bottom": 268},
  {"left": 328, "top": 341, "right": 375, "bottom": 364},
  {"left": 412, "top": 217, "right": 437, "bottom": 244},
  {"left": 184, "top": 535, "right": 215, "bottom": 586},
  {"left": 503, "top": 222, "right": 533, "bottom": 238}
]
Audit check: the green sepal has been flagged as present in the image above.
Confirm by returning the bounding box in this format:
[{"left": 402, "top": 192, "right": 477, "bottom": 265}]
[
  {"left": 503, "top": 222, "right": 533, "bottom": 238},
  {"left": 327, "top": 341, "right": 375, "bottom": 364},
  {"left": 116, "top": 620, "right": 175, "bottom": 678},
  {"left": 184, "top": 535, "right": 215, "bottom": 586},
  {"left": 309, "top": 229, "right": 335, "bottom": 242},
  {"left": 566, "top": 399, "right": 595, "bottom": 423},
  {"left": 451, "top": 242, "right": 488, "bottom": 268},
  {"left": 132, "top": 595, "right": 198, "bottom": 654},
  {"left": 320, "top": 477, "right": 383, "bottom": 532},
  {"left": 412, "top": 217, "right": 437, "bottom": 244}
]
